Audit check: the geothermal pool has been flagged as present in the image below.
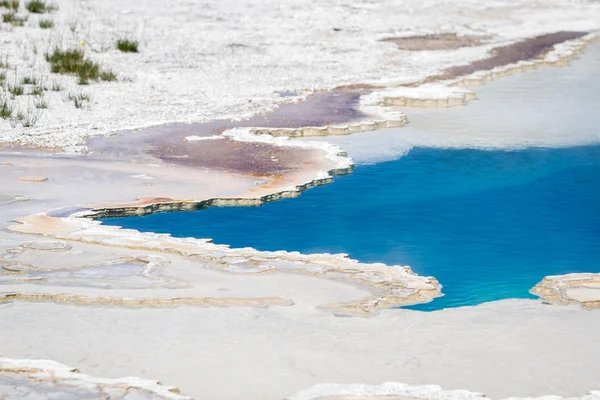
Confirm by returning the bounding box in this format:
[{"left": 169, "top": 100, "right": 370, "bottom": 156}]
[{"left": 103, "top": 44, "right": 600, "bottom": 311}]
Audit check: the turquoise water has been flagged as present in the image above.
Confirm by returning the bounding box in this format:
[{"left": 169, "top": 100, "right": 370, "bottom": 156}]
[
  {"left": 102, "top": 45, "right": 600, "bottom": 310},
  {"left": 102, "top": 145, "right": 600, "bottom": 310}
]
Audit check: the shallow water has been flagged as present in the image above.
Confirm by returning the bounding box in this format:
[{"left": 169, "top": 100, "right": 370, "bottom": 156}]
[
  {"left": 103, "top": 44, "right": 600, "bottom": 310},
  {"left": 318, "top": 43, "right": 600, "bottom": 164}
]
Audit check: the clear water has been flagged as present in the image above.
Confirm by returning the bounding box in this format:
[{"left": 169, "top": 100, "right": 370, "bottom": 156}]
[
  {"left": 102, "top": 45, "right": 600, "bottom": 310},
  {"left": 102, "top": 146, "right": 600, "bottom": 310}
]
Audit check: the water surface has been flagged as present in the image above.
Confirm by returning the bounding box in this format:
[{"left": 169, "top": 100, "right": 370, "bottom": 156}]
[
  {"left": 103, "top": 146, "right": 600, "bottom": 310},
  {"left": 102, "top": 44, "right": 600, "bottom": 310}
]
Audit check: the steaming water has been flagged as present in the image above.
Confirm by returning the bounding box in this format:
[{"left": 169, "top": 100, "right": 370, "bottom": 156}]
[{"left": 103, "top": 44, "right": 600, "bottom": 310}]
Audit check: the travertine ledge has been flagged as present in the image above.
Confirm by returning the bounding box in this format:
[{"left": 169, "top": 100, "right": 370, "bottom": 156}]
[
  {"left": 358, "top": 33, "right": 600, "bottom": 120},
  {"left": 0, "top": 293, "right": 295, "bottom": 308},
  {"left": 251, "top": 116, "right": 408, "bottom": 138},
  {"left": 531, "top": 273, "right": 600, "bottom": 309},
  {"left": 0, "top": 358, "right": 190, "bottom": 400},
  {"left": 289, "top": 382, "right": 600, "bottom": 400},
  {"left": 7, "top": 214, "right": 441, "bottom": 316},
  {"left": 450, "top": 32, "right": 600, "bottom": 87}
]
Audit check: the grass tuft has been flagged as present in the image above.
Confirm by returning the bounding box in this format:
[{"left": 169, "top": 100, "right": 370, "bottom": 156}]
[
  {"left": 68, "top": 91, "right": 90, "bottom": 108},
  {"left": 100, "top": 70, "right": 116, "bottom": 81},
  {"left": 21, "top": 75, "right": 38, "bottom": 85},
  {"left": 0, "top": 0, "right": 19, "bottom": 11},
  {"left": 34, "top": 97, "right": 47, "bottom": 109},
  {"left": 25, "top": 0, "right": 55, "bottom": 13},
  {"left": 30, "top": 85, "right": 44, "bottom": 96},
  {"left": 116, "top": 38, "right": 139, "bottom": 53},
  {"left": 46, "top": 47, "right": 111, "bottom": 85},
  {"left": 20, "top": 108, "right": 41, "bottom": 127},
  {"left": 46, "top": 48, "right": 116, "bottom": 85},
  {"left": 8, "top": 83, "right": 24, "bottom": 96},
  {"left": 3, "top": 11, "right": 27, "bottom": 26},
  {"left": 49, "top": 79, "right": 61, "bottom": 91},
  {"left": 38, "top": 18, "right": 53, "bottom": 28},
  {"left": 0, "top": 96, "right": 13, "bottom": 119}
]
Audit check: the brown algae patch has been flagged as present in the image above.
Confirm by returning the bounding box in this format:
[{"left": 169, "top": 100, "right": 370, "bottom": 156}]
[
  {"left": 373, "top": 32, "right": 594, "bottom": 108},
  {"left": 382, "top": 33, "right": 487, "bottom": 51},
  {"left": 89, "top": 126, "right": 339, "bottom": 177},
  {"left": 86, "top": 86, "right": 401, "bottom": 175},
  {"left": 438, "top": 31, "right": 588, "bottom": 80}
]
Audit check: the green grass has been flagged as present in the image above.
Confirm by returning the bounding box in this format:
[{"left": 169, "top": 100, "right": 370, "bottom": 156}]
[
  {"left": 20, "top": 109, "right": 41, "bottom": 127},
  {"left": 25, "top": 0, "right": 55, "bottom": 13},
  {"left": 38, "top": 18, "right": 53, "bottom": 28},
  {"left": 0, "top": 97, "right": 13, "bottom": 119},
  {"left": 2, "top": 11, "right": 13, "bottom": 22},
  {"left": 30, "top": 85, "right": 44, "bottom": 96},
  {"left": 116, "top": 38, "right": 139, "bottom": 53},
  {"left": 8, "top": 83, "right": 24, "bottom": 96},
  {"left": 3, "top": 11, "right": 27, "bottom": 26},
  {"left": 0, "top": 0, "right": 19, "bottom": 11},
  {"left": 34, "top": 97, "right": 47, "bottom": 109},
  {"left": 100, "top": 70, "right": 117, "bottom": 81},
  {"left": 68, "top": 91, "right": 90, "bottom": 108},
  {"left": 49, "top": 79, "right": 61, "bottom": 91},
  {"left": 21, "top": 75, "right": 38, "bottom": 85},
  {"left": 45, "top": 47, "right": 116, "bottom": 85},
  {"left": 0, "top": 72, "right": 5, "bottom": 85}
]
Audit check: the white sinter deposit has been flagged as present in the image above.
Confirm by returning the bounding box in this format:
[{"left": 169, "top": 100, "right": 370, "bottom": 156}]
[
  {"left": 0, "top": 358, "right": 191, "bottom": 400},
  {"left": 2, "top": 2, "right": 600, "bottom": 400},
  {"left": 1, "top": 0, "right": 600, "bottom": 149},
  {"left": 289, "top": 382, "right": 600, "bottom": 400}
]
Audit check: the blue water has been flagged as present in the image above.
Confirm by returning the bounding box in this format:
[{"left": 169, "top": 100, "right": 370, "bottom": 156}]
[{"left": 102, "top": 145, "right": 600, "bottom": 310}]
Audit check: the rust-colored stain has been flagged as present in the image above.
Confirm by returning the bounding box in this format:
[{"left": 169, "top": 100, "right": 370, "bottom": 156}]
[
  {"left": 438, "top": 31, "right": 587, "bottom": 80},
  {"left": 86, "top": 87, "right": 368, "bottom": 176}
]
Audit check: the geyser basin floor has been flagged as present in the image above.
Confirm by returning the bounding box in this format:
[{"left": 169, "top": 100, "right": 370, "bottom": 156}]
[
  {"left": 102, "top": 43, "right": 600, "bottom": 311},
  {"left": 102, "top": 145, "right": 600, "bottom": 310}
]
